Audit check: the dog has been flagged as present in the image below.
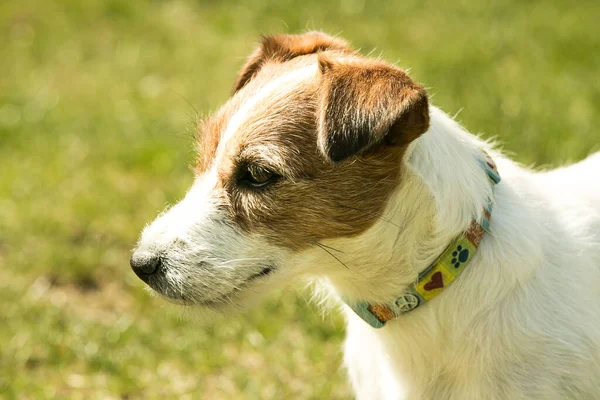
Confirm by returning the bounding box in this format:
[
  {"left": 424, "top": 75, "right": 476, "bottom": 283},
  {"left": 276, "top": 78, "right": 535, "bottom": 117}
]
[{"left": 131, "top": 32, "right": 600, "bottom": 399}]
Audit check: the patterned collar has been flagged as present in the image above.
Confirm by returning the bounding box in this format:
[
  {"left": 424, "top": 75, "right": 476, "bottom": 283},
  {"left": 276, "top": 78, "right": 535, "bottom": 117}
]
[{"left": 346, "top": 152, "right": 501, "bottom": 328}]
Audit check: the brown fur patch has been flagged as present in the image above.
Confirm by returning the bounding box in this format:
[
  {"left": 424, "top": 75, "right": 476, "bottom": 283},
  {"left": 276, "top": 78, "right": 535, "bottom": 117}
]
[
  {"left": 196, "top": 108, "right": 228, "bottom": 173},
  {"left": 232, "top": 31, "right": 352, "bottom": 93},
  {"left": 317, "top": 55, "right": 429, "bottom": 162},
  {"left": 195, "top": 34, "right": 430, "bottom": 250}
]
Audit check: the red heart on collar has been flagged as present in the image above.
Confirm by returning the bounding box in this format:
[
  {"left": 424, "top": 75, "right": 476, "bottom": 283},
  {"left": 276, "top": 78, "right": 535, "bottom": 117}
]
[{"left": 424, "top": 271, "right": 444, "bottom": 291}]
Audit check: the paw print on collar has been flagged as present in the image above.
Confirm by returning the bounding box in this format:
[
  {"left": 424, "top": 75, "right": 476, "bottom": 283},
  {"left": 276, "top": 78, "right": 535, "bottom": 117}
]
[{"left": 451, "top": 245, "right": 470, "bottom": 268}]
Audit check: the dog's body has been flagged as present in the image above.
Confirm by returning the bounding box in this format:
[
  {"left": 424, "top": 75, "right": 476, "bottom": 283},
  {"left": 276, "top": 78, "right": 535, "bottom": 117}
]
[
  {"left": 131, "top": 33, "right": 600, "bottom": 399},
  {"left": 342, "top": 114, "right": 600, "bottom": 399}
]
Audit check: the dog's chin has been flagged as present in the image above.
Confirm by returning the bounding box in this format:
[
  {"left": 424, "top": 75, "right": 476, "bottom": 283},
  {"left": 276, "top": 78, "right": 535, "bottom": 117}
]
[
  {"left": 146, "top": 265, "right": 278, "bottom": 311},
  {"left": 145, "top": 285, "right": 243, "bottom": 312}
]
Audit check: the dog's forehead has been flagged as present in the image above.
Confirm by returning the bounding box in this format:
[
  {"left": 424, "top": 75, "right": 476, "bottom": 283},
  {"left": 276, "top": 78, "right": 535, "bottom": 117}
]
[{"left": 196, "top": 57, "right": 321, "bottom": 173}]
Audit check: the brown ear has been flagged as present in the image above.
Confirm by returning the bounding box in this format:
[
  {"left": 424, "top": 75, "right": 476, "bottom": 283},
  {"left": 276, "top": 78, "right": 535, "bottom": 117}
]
[
  {"left": 232, "top": 32, "right": 352, "bottom": 94},
  {"left": 317, "top": 56, "right": 430, "bottom": 162}
]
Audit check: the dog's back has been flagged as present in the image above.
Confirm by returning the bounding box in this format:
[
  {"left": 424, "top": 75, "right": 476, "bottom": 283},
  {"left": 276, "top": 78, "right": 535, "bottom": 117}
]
[{"left": 540, "top": 152, "right": 600, "bottom": 238}]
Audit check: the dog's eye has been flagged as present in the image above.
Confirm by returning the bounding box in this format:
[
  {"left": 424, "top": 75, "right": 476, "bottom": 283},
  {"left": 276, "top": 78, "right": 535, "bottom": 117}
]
[{"left": 240, "top": 164, "right": 279, "bottom": 188}]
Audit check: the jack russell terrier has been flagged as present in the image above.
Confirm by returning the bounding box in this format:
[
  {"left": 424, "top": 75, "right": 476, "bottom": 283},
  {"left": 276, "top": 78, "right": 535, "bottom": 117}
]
[{"left": 131, "top": 32, "right": 600, "bottom": 399}]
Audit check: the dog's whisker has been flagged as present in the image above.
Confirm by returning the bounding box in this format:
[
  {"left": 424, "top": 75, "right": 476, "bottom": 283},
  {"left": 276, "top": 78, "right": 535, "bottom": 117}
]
[
  {"left": 316, "top": 242, "right": 344, "bottom": 254},
  {"left": 219, "top": 257, "right": 269, "bottom": 265},
  {"left": 338, "top": 203, "right": 403, "bottom": 229},
  {"left": 172, "top": 89, "right": 201, "bottom": 121},
  {"left": 316, "top": 243, "right": 350, "bottom": 270}
]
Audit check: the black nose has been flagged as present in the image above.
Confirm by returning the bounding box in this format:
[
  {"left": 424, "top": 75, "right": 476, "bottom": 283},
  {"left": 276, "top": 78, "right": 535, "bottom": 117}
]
[{"left": 130, "top": 253, "right": 162, "bottom": 281}]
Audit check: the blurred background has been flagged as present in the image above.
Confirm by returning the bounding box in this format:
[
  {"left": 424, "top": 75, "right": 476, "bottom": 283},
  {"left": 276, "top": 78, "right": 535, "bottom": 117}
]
[{"left": 1, "top": 0, "right": 598, "bottom": 398}]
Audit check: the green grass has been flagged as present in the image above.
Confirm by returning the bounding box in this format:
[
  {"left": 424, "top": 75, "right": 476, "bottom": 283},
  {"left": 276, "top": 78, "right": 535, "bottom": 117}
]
[{"left": 1, "top": 0, "right": 598, "bottom": 398}]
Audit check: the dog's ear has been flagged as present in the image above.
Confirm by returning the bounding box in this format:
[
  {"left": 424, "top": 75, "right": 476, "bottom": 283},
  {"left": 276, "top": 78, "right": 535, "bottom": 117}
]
[
  {"left": 232, "top": 32, "right": 351, "bottom": 94},
  {"left": 317, "top": 56, "right": 430, "bottom": 162}
]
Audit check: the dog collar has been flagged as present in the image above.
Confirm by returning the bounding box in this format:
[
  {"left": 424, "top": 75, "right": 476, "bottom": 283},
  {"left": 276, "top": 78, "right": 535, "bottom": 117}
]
[{"left": 346, "top": 152, "right": 501, "bottom": 328}]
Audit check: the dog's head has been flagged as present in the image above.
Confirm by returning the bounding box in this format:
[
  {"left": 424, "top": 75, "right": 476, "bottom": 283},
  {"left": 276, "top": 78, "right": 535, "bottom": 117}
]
[{"left": 131, "top": 32, "right": 430, "bottom": 309}]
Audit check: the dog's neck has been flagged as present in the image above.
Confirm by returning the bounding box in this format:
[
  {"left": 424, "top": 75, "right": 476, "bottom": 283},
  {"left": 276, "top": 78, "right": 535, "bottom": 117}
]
[{"left": 316, "top": 106, "right": 498, "bottom": 309}]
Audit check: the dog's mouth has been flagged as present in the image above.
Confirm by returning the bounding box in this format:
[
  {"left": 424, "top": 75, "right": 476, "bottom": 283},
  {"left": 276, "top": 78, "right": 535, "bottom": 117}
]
[
  {"left": 146, "top": 264, "right": 277, "bottom": 307},
  {"left": 247, "top": 265, "right": 276, "bottom": 282}
]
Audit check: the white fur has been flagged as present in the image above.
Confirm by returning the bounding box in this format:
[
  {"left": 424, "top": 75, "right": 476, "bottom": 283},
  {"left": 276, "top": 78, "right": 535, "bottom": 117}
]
[
  {"left": 218, "top": 64, "right": 318, "bottom": 160},
  {"left": 325, "top": 108, "right": 600, "bottom": 399},
  {"left": 134, "top": 98, "right": 600, "bottom": 397},
  {"left": 135, "top": 172, "right": 294, "bottom": 305}
]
